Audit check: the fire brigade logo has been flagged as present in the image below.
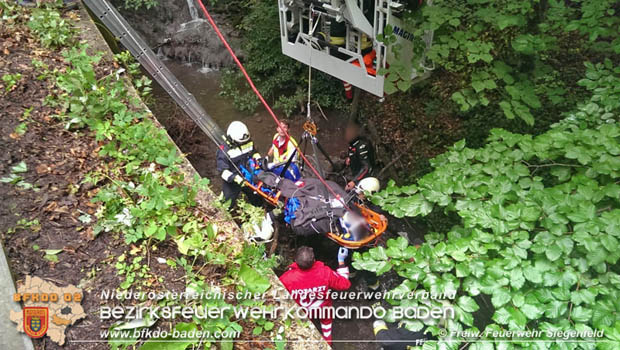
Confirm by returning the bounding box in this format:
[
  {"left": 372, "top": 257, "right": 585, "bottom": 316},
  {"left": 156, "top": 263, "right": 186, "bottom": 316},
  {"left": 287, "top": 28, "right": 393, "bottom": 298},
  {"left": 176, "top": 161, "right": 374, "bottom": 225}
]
[{"left": 23, "top": 307, "right": 49, "bottom": 338}]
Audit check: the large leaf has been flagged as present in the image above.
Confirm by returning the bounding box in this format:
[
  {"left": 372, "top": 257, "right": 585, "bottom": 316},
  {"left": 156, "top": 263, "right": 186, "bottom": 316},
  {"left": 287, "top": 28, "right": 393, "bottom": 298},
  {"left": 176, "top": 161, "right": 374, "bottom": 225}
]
[
  {"left": 492, "top": 288, "right": 512, "bottom": 308},
  {"left": 238, "top": 264, "right": 271, "bottom": 294},
  {"left": 458, "top": 296, "right": 480, "bottom": 312}
]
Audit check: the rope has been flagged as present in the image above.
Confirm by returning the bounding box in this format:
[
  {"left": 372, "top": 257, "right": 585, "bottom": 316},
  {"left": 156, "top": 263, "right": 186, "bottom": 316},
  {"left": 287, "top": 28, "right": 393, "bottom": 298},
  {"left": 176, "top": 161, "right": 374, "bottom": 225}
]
[
  {"left": 307, "top": 7, "right": 321, "bottom": 120},
  {"left": 196, "top": 0, "right": 351, "bottom": 212}
]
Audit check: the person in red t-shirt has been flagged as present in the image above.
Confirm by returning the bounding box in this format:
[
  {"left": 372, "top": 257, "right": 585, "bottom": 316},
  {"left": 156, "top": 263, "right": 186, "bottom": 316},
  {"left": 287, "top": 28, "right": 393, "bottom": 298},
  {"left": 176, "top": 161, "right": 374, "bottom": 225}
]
[{"left": 279, "top": 246, "right": 351, "bottom": 345}]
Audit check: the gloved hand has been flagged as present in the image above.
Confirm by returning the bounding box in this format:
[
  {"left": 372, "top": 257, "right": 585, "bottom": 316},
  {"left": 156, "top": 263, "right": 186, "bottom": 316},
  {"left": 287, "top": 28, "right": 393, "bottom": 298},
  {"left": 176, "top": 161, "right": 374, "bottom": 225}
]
[
  {"left": 337, "top": 247, "right": 349, "bottom": 264},
  {"left": 233, "top": 175, "right": 245, "bottom": 185}
]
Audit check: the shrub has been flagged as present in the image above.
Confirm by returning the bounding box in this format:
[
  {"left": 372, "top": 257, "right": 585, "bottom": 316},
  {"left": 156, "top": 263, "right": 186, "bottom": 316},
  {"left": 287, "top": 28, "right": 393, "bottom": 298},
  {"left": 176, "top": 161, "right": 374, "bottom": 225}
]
[{"left": 354, "top": 63, "right": 620, "bottom": 349}]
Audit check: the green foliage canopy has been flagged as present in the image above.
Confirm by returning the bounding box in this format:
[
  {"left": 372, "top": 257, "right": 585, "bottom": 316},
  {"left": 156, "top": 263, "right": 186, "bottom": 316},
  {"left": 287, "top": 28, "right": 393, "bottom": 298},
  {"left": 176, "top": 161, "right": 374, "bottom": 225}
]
[
  {"left": 354, "top": 62, "right": 620, "bottom": 349},
  {"left": 382, "top": 0, "right": 620, "bottom": 125},
  {"left": 218, "top": 0, "right": 347, "bottom": 115}
]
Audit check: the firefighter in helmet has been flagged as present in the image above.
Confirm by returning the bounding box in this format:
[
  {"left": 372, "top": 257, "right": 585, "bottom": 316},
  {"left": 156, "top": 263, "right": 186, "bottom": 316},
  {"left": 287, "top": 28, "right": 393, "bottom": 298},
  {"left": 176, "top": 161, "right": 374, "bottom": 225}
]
[{"left": 216, "top": 121, "right": 262, "bottom": 208}]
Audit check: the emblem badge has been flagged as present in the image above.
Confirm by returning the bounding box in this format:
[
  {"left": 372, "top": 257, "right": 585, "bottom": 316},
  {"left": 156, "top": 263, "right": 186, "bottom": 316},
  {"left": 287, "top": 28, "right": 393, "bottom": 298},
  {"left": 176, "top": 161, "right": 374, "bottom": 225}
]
[{"left": 23, "top": 307, "right": 48, "bottom": 338}]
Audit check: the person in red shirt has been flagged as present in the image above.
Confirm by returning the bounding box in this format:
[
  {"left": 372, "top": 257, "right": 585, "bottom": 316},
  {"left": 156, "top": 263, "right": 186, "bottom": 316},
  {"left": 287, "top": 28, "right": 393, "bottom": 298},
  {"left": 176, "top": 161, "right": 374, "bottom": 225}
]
[{"left": 279, "top": 246, "right": 351, "bottom": 345}]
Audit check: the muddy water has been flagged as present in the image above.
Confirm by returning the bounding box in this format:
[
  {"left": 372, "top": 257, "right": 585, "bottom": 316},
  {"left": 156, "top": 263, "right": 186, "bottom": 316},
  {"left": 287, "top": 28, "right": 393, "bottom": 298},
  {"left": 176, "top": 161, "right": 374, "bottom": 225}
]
[{"left": 148, "top": 60, "right": 349, "bottom": 191}]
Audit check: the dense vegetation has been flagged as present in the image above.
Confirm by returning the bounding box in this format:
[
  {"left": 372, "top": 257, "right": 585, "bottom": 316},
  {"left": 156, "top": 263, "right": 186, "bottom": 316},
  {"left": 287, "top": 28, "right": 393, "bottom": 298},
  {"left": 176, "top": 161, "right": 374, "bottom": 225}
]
[
  {"left": 217, "top": 1, "right": 348, "bottom": 116},
  {"left": 348, "top": 4, "right": 620, "bottom": 347},
  {"left": 386, "top": 0, "right": 619, "bottom": 124},
  {"left": 2, "top": 2, "right": 287, "bottom": 348},
  {"left": 353, "top": 59, "right": 620, "bottom": 349},
  {"left": 3, "top": 0, "right": 618, "bottom": 349},
  {"left": 208, "top": 0, "right": 620, "bottom": 186}
]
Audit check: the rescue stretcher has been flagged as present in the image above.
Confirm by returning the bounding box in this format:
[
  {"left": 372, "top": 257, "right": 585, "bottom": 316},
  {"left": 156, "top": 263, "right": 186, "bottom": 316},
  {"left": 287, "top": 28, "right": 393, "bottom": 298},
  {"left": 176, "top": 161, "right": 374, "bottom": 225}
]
[
  {"left": 242, "top": 163, "right": 388, "bottom": 249},
  {"left": 326, "top": 203, "right": 388, "bottom": 249}
]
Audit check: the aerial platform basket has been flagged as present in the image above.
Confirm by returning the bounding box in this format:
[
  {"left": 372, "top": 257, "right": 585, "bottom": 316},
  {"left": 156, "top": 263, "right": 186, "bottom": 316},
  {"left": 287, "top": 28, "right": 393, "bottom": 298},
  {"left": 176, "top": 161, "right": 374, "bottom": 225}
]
[{"left": 278, "top": 0, "right": 434, "bottom": 97}]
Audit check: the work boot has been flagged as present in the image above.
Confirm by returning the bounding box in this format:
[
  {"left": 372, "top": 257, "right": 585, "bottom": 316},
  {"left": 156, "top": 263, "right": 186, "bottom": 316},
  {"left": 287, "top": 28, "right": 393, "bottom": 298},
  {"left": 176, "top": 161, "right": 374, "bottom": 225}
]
[{"left": 373, "top": 320, "right": 388, "bottom": 336}]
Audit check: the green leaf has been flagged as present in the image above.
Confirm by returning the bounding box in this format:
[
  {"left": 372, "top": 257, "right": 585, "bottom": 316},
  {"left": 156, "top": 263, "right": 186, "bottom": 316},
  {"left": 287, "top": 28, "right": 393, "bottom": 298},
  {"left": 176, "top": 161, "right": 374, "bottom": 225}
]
[
  {"left": 351, "top": 258, "right": 389, "bottom": 274},
  {"left": 370, "top": 246, "right": 389, "bottom": 261},
  {"left": 493, "top": 307, "right": 511, "bottom": 325},
  {"left": 145, "top": 223, "right": 157, "bottom": 237},
  {"left": 11, "top": 162, "right": 28, "bottom": 173},
  {"left": 397, "top": 79, "right": 412, "bottom": 91},
  {"left": 384, "top": 81, "right": 398, "bottom": 95},
  {"left": 458, "top": 296, "right": 480, "bottom": 312},
  {"left": 571, "top": 306, "right": 592, "bottom": 323},
  {"left": 545, "top": 300, "right": 568, "bottom": 318},
  {"left": 521, "top": 304, "right": 542, "bottom": 319},
  {"left": 508, "top": 307, "right": 527, "bottom": 327},
  {"left": 524, "top": 268, "right": 542, "bottom": 284},
  {"left": 571, "top": 289, "right": 597, "bottom": 305},
  {"left": 545, "top": 243, "right": 563, "bottom": 261},
  {"left": 499, "top": 100, "right": 515, "bottom": 119},
  {"left": 492, "top": 288, "right": 512, "bottom": 308},
  {"left": 456, "top": 263, "right": 471, "bottom": 277},
  {"left": 238, "top": 264, "right": 271, "bottom": 294},
  {"left": 510, "top": 268, "right": 525, "bottom": 289}
]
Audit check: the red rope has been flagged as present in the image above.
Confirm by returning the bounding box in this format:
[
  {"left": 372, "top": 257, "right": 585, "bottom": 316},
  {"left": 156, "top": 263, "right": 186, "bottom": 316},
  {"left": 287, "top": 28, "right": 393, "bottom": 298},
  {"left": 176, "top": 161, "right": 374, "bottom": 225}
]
[{"left": 196, "top": 0, "right": 351, "bottom": 211}]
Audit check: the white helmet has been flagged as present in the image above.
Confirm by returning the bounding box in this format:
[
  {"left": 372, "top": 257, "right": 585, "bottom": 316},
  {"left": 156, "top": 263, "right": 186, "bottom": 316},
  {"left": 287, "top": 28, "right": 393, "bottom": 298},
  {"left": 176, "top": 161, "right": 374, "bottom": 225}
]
[
  {"left": 358, "top": 177, "right": 380, "bottom": 194},
  {"left": 249, "top": 213, "right": 274, "bottom": 242},
  {"left": 227, "top": 121, "right": 250, "bottom": 144}
]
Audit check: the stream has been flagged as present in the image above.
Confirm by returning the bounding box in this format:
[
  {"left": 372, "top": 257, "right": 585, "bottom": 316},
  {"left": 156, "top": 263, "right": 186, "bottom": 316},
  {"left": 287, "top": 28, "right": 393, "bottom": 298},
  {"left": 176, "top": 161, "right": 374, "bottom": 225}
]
[{"left": 146, "top": 60, "right": 349, "bottom": 191}]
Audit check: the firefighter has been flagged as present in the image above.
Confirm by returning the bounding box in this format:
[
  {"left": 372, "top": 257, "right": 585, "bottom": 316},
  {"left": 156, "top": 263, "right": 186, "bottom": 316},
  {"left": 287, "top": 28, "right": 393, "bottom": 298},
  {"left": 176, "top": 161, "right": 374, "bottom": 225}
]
[
  {"left": 328, "top": 0, "right": 376, "bottom": 99},
  {"left": 280, "top": 246, "right": 351, "bottom": 345},
  {"left": 344, "top": 120, "right": 375, "bottom": 191},
  {"left": 216, "top": 121, "right": 261, "bottom": 208}
]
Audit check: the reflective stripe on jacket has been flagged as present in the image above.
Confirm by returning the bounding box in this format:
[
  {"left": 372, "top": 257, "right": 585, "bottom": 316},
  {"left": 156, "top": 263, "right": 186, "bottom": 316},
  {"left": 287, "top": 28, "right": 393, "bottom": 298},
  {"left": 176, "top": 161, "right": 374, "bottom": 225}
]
[{"left": 217, "top": 141, "right": 255, "bottom": 183}]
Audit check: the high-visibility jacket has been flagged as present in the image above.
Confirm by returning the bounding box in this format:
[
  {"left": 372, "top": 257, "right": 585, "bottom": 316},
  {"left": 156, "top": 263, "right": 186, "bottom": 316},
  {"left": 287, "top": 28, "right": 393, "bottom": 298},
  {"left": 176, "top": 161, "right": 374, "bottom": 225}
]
[
  {"left": 216, "top": 140, "right": 257, "bottom": 183},
  {"left": 271, "top": 134, "right": 298, "bottom": 164}
]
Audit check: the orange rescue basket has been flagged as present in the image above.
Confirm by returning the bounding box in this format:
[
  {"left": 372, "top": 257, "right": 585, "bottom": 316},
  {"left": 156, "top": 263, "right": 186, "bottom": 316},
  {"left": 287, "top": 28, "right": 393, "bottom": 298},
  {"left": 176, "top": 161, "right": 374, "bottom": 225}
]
[
  {"left": 326, "top": 203, "right": 388, "bottom": 250},
  {"left": 246, "top": 180, "right": 388, "bottom": 249}
]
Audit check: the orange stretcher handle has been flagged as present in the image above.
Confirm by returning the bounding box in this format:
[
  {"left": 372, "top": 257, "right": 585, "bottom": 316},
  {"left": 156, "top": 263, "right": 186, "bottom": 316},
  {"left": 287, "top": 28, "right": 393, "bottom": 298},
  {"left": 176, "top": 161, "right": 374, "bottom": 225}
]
[
  {"left": 244, "top": 180, "right": 281, "bottom": 206},
  {"left": 326, "top": 203, "right": 388, "bottom": 249}
]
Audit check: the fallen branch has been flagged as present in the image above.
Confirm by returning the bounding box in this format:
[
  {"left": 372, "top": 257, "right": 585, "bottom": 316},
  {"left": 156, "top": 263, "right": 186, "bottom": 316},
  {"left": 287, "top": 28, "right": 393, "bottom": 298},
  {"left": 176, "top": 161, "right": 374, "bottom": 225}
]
[
  {"left": 312, "top": 101, "right": 329, "bottom": 121},
  {"left": 268, "top": 223, "right": 280, "bottom": 257},
  {"left": 378, "top": 153, "right": 404, "bottom": 177}
]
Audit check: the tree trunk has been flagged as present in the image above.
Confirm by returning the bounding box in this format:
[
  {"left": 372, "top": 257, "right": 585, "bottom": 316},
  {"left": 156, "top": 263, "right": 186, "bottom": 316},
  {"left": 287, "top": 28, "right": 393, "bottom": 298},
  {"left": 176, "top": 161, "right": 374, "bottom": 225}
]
[{"left": 349, "top": 87, "right": 361, "bottom": 120}]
